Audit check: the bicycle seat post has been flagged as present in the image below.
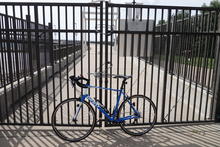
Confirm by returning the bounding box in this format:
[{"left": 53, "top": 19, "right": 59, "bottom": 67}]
[
  {"left": 83, "top": 88, "right": 88, "bottom": 95},
  {"left": 120, "top": 79, "right": 127, "bottom": 91}
]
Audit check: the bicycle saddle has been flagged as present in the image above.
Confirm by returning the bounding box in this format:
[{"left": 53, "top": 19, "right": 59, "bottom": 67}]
[{"left": 113, "top": 75, "right": 132, "bottom": 79}]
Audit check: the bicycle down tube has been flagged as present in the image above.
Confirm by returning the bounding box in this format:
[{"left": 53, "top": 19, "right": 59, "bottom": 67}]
[{"left": 74, "top": 85, "right": 140, "bottom": 123}]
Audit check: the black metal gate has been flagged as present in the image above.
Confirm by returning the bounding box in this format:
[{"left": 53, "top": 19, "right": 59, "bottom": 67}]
[{"left": 0, "top": 1, "right": 220, "bottom": 126}]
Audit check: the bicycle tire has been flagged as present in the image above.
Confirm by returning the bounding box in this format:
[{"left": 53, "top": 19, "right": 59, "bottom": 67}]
[
  {"left": 51, "top": 98, "right": 96, "bottom": 142},
  {"left": 118, "top": 95, "right": 156, "bottom": 136}
]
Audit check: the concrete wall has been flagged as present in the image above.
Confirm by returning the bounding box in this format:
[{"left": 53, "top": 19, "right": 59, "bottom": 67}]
[
  {"left": 116, "top": 19, "right": 154, "bottom": 58},
  {"left": 0, "top": 49, "right": 82, "bottom": 121}
]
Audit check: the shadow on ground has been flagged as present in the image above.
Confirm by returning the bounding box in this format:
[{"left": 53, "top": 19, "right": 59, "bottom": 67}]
[{"left": 0, "top": 123, "right": 220, "bottom": 147}]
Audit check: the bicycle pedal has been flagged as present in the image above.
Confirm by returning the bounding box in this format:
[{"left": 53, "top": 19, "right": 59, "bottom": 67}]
[
  {"left": 72, "top": 118, "right": 78, "bottom": 122},
  {"left": 97, "top": 119, "right": 106, "bottom": 122}
]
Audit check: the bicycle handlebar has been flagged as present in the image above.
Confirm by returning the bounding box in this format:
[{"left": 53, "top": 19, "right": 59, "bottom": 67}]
[{"left": 69, "top": 75, "right": 90, "bottom": 88}]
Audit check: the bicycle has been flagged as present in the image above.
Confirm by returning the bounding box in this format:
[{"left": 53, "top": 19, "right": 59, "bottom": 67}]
[{"left": 51, "top": 73, "right": 157, "bottom": 142}]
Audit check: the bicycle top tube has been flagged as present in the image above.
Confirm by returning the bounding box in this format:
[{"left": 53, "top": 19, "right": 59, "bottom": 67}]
[
  {"left": 88, "top": 85, "right": 121, "bottom": 92},
  {"left": 69, "top": 73, "right": 132, "bottom": 90}
]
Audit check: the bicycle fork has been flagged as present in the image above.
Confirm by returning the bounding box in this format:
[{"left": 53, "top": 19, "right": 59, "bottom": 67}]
[{"left": 72, "top": 103, "right": 82, "bottom": 122}]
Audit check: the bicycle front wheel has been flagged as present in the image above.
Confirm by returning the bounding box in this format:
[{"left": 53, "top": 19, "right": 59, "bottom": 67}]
[
  {"left": 51, "top": 98, "right": 96, "bottom": 142},
  {"left": 118, "top": 95, "right": 156, "bottom": 136}
]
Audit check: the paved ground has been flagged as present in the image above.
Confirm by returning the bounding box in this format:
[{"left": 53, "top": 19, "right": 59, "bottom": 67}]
[{"left": 0, "top": 123, "right": 219, "bottom": 147}]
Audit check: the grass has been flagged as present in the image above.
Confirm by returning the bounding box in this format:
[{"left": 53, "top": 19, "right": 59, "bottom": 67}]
[
  {"left": 158, "top": 55, "right": 215, "bottom": 69},
  {"left": 173, "top": 56, "right": 215, "bottom": 69}
]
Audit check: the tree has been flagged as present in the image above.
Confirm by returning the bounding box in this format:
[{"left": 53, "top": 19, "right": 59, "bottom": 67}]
[
  {"left": 202, "top": 0, "right": 220, "bottom": 8},
  {"left": 157, "top": 20, "right": 166, "bottom": 25},
  {"left": 176, "top": 10, "right": 190, "bottom": 20},
  {"left": 210, "top": 0, "right": 220, "bottom": 8}
]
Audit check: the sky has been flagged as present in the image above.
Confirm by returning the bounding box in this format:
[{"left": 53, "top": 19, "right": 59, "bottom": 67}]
[
  {"left": 0, "top": 0, "right": 215, "bottom": 41},
  {"left": 0, "top": 0, "right": 214, "bottom": 7}
]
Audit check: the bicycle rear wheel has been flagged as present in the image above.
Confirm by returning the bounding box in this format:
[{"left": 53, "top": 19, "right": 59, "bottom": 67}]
[
  {"left": 118, "top": 95, "right": 156, "bottom": 136},
  {"left": 51, "top": 98, "right": 96, "bottom": 142}
]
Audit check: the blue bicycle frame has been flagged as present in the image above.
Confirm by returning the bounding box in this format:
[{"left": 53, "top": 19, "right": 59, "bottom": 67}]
[{"left": 75, "top": 84, "right": 140, "bottom": 123}]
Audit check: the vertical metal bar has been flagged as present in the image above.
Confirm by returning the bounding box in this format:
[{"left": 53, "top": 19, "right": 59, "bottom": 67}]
[
  {"left": 128, "top": 5, "right": 135, "bottom": 124},
  {"left": 193, "top": 11, "right": 205, "bottom": 121},
  {"left": 26, "top": 12, "right": 36, "bottom": 124},
  {"left": 213, "top": 37, "right": 220, "bottom": 122},
  {"left": 186, "top": 10, "right": 196, "bottom": 121},
  {"left": 0, "top": 14, "right": 9, "bottom": 123},
  {"left": 0, "top": 20, "right": 2, "bottom": 85},
  {"left": 5, "top": 5, "right": 16, "bottom": 123},
  {"left": 143, "top": 8, "right": 150, "bottom": 123},
  {"left": 110, "top": 5, "right": 113, "bottom": 117},
  {"left": 137, "top": 8, "right": 143, "bottom": 114},
  {"left": 174, "top": 9, "right": 184, "bottom": 122},
  {"left": 94, "top": 5, "right": 98, "bottom": 122},
  {"left": 3, "top": 15, "right": 9, "bottom": 85},
  {"left": 72, "top": 6, "right": 77, "bottom": 101},
  {"left": 122, "top": 6, "right": 128, "bottom": 120},
  {"left": 99, "top": 1, "right": 103, "bottom": 123},
  {"left": 49, "top": 6, "right": 56, "bottom": 112},
  {"left": 161, "top": 8, "right": 171, "bottom": 123},
  {"left": 136, "top": 33, "right": 141, "bottom": 112},
  {"left": 214, "top": 45, "right": 220, "bottom": 122},
  {"left": 88, "top": 6, "right": 91, "bottom": 94},
  {"left": 104, "top": 1, "right": 109, "bottom": 124},
  {"left": 10, "top": 17, "right": 16, "bottom": 82},
  {"left": 167, "top": 10, "right": 176, "bottom": 122},
  {"left": 57, "top": 5, "right": 63, "bottom": 124},
  {"left": 198, "top": 12, "right": 207, "bottom": 121},
  {"left": 180, "top": 9, "right": 190, "bottom": 122},
  {"left": 42, "top": 6, "right": 49, "bottom": 124},
  {"left": 12, "top": 5, "right": 22, "bottom": 123},
  {"left": 123, "top": 6, "right": 128, "bottom": 88},
  {"left": 116, "top": 7, "right": 120, "bottom": 109},
  {"left": 192, "top": 10, "right": 200, "bottom": 121},
  {"left": 157, "top": 9, "right": 164, "bottom": 121},
  {"left": 130, "top": 6, "right": 135, "bottom": 98},
  {"left": 64, "top": 5, "right": 70, "bottom": 125},
  {"left": 200, "top": 11, "right": 211, "bottom": 121},
  {"left": 150, "top": 8, "right": 157, "bottom": 122},
  {"left": 48, "top": 22, "right": 54, "bottom": 124},
  {"left": 0, "top": 19, "right": 2, "bottom": 82},
  {"left": 80, "top": 5, "right": 84, "bottom": 124},
  {"left": 88, "top": 6, "right": 91, "bottom": 125},
  {"left": 208, "top": 11, "right": 218, "bottom": 120},
  {"left": 34, "top": 5, "right": 43, "bottom": 124},
  {"left": 72, "top": 6, "right": 77, "bottom": 120},
  {"left": 212, "top": 10, "right": 220, "bottom": 122}
]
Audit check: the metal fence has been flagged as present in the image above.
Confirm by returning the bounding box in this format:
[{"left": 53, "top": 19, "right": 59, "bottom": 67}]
[
  {"left": 154, "top": 11, "right": 218, "bottom": 89},
  {"left": 0, "top": 2, "right": 220, "bottom": 126},
  {"left": 0, "top": 12, "right": 51, "bottom": 88}
]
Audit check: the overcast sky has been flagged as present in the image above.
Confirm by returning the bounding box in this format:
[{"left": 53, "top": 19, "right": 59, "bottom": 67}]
[{"left": 0, "top": 0, "right": 214, "bottom": 7}]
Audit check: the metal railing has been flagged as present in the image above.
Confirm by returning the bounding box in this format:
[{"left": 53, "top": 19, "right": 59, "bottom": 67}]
[{"left": 0, "top": 1, "right": 219, "bottom": 126}]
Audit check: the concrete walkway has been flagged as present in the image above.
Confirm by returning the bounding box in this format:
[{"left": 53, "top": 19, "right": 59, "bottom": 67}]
[{"left": 0, "top": 123, "right": 219, "bottom": 147}]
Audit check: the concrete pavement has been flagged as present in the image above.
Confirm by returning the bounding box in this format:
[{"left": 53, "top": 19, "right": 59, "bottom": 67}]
[{"left": 0, "top": 123, "right": 219, "bottom": 147}]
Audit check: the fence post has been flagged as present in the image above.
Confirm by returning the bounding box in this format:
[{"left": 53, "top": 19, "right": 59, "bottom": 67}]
[{"left": 214, "top": 13, "right": 220, "bottom": 122}]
